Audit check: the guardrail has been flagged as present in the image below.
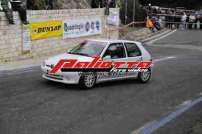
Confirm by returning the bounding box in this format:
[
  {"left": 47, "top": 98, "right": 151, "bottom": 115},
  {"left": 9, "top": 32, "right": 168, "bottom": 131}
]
[
  {"left": 104, "top": 21, "right": 146, "bottom": 39},
  {"left": 160, "top": 21, "right": 202, "bottom": 29}
]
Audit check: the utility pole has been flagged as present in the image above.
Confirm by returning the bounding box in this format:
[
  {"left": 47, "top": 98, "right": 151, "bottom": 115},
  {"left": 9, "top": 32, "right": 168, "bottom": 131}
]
[
  {"left": 133, "top": 0, "right": 136, "bottom": 27},
  {"left": 125, "top": 0, "right": 128, "bottom": 24}
]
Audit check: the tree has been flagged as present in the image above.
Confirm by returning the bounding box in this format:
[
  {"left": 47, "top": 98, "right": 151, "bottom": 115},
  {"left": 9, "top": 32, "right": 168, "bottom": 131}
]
[{"left": 27, "top": 0, "right": 46, "bottom": 9}]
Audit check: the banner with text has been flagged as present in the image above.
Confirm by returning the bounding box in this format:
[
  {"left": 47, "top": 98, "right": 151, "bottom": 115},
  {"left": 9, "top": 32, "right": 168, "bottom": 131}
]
[
  {"left": 63, "top": 18, "right": 102, "bottom": 39},
  {"left": 30, "top": 20, "right": 63, "bottom": 40},
  {"left": 107, "top": 10, "right": 120, "bottom": 26}
]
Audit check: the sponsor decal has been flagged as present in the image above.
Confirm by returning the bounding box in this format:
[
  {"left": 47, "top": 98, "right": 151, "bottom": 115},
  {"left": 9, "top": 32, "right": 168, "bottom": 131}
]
[
  {"left": 50, "top": 56, "right": 152, "bottom": 74},
  {"left": 107, "top": 10, "right": 120, "bottom": 26},
  {"left": 30, "top": 20, "right": 63, "bottom": 40},
  {"left": 63, "top": 18, "right": 102, "bottom": 39}
]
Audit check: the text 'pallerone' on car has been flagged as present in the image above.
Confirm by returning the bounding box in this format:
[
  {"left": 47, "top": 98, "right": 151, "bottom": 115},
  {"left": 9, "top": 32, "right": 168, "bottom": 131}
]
[{"left": 41, "top": 39, "right": 153, "bottom": 89}]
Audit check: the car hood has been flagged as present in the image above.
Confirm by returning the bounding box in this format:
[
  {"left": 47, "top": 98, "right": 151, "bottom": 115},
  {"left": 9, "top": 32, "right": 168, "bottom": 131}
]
[{"left": 45, "top": 53, "right": 94, "bottom": 66}]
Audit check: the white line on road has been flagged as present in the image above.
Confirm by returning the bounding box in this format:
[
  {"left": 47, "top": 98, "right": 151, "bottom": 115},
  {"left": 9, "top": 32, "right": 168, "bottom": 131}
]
[
  {"left": 146, "top": 30, "right": 177, "bottom": 45},
  {"left": 153, "top": 56, "right": 177, "bottom": 63},
  {"left": 130, "top": 96, "right": 202, "bottom": 134},
  {"left": 0, "top": 67, "right": 39, "bottom": 76}
]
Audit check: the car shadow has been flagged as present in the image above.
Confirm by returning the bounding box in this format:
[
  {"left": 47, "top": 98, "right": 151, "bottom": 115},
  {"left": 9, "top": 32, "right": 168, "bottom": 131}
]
[
  {"left": 96, "top": 79, "right": 142, "bottom": 88},
  {"left": 41, "top": 78, "right": 149, "bottom": 91},
  {"left": 42, "top": 80, "right": 81, "bottom": 91}
]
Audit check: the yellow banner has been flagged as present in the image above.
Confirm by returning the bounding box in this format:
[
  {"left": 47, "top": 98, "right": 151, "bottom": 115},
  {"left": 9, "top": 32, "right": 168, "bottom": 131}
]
[{"left": 30, "top": 20, "right": 63, "bottom": 40}]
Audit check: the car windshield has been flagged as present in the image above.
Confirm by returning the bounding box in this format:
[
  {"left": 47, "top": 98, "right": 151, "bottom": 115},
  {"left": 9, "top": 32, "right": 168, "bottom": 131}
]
[{"left": 68, "top": 41, "right": 107, "bottom": 57}]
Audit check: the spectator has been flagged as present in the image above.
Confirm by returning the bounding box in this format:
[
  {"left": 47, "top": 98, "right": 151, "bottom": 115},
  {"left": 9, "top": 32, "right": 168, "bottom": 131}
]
[
  {"left": 0, "top": 0, "right": 14, "bottom": 24},
  {"left": 200, "top": 16, "right": 202, "bottom": 29},
  {"left": 186, "top": 14, "right": 190, "bottom": 29},
  {"left": 181, "top": 12, "right": 187, "bottom": 30},
  {"left": 11, "top": 0, "right": 29, "bottom": 24},
  {"left": 0, "top": 0, "right": 29, "bottom": 25},
  {"left": 196, "top": 14, "right": 201, "bottom": 29},
  {"left": 152, "top": 16, "right": 161, "bottom": 30},
  {"left": 166, "top": 9, "right": 173, "bottom": 29},
  {"left": 146, "top": 16, "right": 154, "bottom": 32},
  {"left": 189, "top": 14, "right": 196, "bottom": 29}
]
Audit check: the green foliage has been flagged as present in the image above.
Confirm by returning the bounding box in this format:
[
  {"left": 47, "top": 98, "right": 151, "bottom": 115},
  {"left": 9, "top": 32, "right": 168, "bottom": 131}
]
[
  {"left": 27, "top": 0, "right": 46, "bottom": 10},
  {"left": 35, "top": 0, "right": 46, "bottom": 9}
]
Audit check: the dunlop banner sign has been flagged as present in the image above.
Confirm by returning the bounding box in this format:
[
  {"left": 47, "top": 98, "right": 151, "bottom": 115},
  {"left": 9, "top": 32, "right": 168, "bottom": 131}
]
[{"left": 30, "top": 20, "right": 63, "bottom": 40}]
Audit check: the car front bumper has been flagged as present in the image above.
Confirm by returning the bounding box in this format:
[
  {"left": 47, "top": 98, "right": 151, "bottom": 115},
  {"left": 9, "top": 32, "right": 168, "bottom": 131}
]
[{"left": 41, "top": 66, "right": 81, "bottom": 84}]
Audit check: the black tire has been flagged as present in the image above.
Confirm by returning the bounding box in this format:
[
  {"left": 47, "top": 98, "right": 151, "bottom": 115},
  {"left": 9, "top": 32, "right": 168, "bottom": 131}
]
[
  {"left": 138, "top": 68, "right": 152, "bottom": 83},
  {"left": 79, "top": 72, "right": 97, "bottom": 89}
]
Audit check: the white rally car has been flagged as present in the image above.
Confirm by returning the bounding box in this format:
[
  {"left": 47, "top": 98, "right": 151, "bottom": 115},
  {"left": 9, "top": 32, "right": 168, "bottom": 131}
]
[{"left": 41, "top": 39, "right": 153, "bottom": 89}]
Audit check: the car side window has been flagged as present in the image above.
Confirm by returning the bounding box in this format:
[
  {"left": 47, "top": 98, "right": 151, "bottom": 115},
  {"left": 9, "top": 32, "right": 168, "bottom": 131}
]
[
  {"left": 104, "top": 43, "right": 126, "bottom": 59},
  {"left": 125, "top": 43, "right": 142, "bottom": 57}
]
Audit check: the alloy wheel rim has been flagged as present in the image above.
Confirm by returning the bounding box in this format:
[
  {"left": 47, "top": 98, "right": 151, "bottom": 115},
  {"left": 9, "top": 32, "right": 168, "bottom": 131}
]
[
  {"left": 84, "top": 73, "right": 95, "bottom": 88},
  {"left": 141, "top": 70, "right": 151, "bottom": 81}
]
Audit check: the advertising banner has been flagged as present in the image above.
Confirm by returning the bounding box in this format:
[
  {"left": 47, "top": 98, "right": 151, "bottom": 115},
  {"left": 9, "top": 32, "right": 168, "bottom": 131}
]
[
  {"left": 107, "top": 10, "right": 120, "bottom": 26},
  {"left": 63, "top": 18, "right": 102, "bottom": 39},
  {"left": 22, "top": 25, "right": 31, "bottom": 52},
  {"left": 30, "top": 20, "right": 63, "bottom": 40}
]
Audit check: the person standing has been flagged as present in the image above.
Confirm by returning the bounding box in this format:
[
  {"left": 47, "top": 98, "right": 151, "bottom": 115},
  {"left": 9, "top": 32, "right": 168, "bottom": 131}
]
[
  {"left": 146, "top": 16, "right": 154, "bottom": 32},
  {"left": 196, "top": 14, "right": 201, "bottom": 29},
  {"left": 11, "top": 0, "right": 29, "bottom": 24},
  {"left": 0, "top": 0, "right": 29, "bottom": 25},
  {"left": 186, "top": 14, "right": 190, "bottom": 29},
  {"left": 189, "top": 14, "right": 196, "bottom": 29},
  {"left": 181, "top": 12, "right": 187, "bottom": 30},
  {"left": 0, "top": 0, "right": 14, "bottom": 24}
]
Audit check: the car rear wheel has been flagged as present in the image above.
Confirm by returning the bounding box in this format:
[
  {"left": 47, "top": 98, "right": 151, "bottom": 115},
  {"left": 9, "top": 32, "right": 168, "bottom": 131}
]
[
  {"left": 138, "top": 68, "right": 152, "bottom": 83},
  {"left": 79, "top": 72, "right": 96, "bottom": 89}
]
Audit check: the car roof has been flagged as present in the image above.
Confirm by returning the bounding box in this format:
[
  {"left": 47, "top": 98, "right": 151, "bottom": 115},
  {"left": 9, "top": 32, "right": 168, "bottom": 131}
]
[{"left": 87, "top": 39, "right": 140, "bottom": 44}]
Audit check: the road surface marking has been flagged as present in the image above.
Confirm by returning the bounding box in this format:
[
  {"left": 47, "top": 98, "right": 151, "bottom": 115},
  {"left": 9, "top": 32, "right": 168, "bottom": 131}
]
[
  {"left": 0, "top": 67, "right": 39, "bottom": 77},
  {"left": 153, "top": 56, "right": 176, "bottom": 63},
  {"left": 130, "top": 96, "right": 202, "bottom": 134},
  {"left": 146, "top": 30, "right": 177, "bottom": 45}
]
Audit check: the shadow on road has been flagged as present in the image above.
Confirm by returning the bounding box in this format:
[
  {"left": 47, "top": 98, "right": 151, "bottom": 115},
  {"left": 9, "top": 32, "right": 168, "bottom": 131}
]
[{"left": 42, "top": 78, "right": 150, "bottom": 91}]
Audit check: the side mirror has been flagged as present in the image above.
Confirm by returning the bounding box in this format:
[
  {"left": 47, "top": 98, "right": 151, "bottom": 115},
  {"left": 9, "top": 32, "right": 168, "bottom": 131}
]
[{"left": 103, "top": 55, "right": 111, "bottom": 60}]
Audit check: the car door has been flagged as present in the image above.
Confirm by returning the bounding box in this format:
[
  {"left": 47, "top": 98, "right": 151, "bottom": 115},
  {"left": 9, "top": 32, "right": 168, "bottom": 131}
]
[
  {"left": 99, "top": 42, "right": 128, "bottom": 81},
  {"left": 124, "top": 42, "right": 143, "bottom": 78}
]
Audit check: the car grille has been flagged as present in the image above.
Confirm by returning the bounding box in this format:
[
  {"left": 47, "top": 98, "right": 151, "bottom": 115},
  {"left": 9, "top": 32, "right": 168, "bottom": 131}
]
[{"left": 45, "top": 74, "right": 63, "bottom": 80}]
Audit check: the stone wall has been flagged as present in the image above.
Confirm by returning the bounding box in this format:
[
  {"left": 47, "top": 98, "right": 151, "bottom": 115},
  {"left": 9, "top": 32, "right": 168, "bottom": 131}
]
[{"left": 0, "top": 8, "right": 119, "bottom": 62}]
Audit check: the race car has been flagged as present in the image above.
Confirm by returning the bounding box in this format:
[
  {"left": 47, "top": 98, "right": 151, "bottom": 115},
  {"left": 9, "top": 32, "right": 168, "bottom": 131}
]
[{"left": 41, "top": 39, "right": 153, "bottom": 89}]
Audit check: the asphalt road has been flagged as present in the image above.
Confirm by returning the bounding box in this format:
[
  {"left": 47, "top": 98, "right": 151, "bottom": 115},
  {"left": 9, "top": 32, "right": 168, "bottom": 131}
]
[
  {"left": 153, "top": 102, "right": 202, "bottom": 134},
  {"left": 0, "top": 30, "right": 202, "bottom": 134}
]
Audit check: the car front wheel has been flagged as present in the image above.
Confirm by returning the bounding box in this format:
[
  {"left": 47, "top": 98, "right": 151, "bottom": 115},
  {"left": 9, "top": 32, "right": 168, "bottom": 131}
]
[{"left": 79, "top": 72, "right": 96, "bottom": 89}]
